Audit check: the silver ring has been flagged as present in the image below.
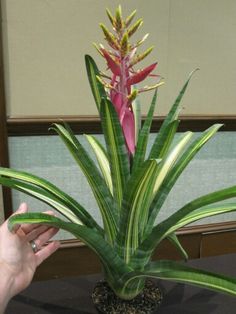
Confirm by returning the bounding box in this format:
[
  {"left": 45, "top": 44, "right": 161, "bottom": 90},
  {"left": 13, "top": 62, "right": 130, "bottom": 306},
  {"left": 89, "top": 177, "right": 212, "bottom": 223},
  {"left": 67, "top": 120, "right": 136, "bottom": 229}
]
[{"left": 30, "top": 240, "right": 38, "bottom": 253}]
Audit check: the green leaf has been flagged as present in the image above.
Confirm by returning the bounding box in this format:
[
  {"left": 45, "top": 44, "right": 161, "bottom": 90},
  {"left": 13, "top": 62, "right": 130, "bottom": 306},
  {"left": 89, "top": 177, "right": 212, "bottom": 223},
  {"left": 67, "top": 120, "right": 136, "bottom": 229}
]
[
  {"left": 132, "top": 90, "right": 157, "bottom": 173},
  {"left": 123, "top": 260, "right": 236, "bottom": 297},
  {"left": 0, "top": 176, "right": 82, "bottom": 224},
  {"left": 0, "top": 168, "right": 101, "bottom": 231},
  {"left": 167, "top": 233, "right": 188, "bottom": 261},
  {"left": 85, "top": 55, "right": 107, "bottom": 112},
  {"left": 100, "top": 98, "right": 130, "bottom": 208},
  {"left": 85, "top": 134, "right": 113, "bottom": 195},
  {"left": 176, "top": 202, "right": 236, "bottom": 230},
  {"left": 141, "top": 185, "right": 236, "bottom": 257},
  {"left": 147, "top": 124, "right": 223, "bottom": 235},
  {"left": 8, "top": 213, "right": 131, "bottom": 282},
  {"left": 118, "top": 159, "right": 161, "bottom": 263},
  {"left": 152, "top": 119, "right": 180, "bottom": 160},
  {"left": 51, "top": 123, "right": 118, "bottom": 245},
  {"left": 152, "top": 131, "right": 193, "bottom": 196},
  {"left": 149, "top": 69, "right": 198, "bottom": 159},
  {"left": 132, "top": 90, "right": 141, "bottom": 147}
]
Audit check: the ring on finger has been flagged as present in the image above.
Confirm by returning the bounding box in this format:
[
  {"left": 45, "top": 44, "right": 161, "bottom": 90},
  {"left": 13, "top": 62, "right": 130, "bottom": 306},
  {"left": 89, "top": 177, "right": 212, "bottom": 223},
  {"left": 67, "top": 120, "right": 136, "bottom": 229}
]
[{"left": 30, "top": 240, "right": 39, "bottom": 253}]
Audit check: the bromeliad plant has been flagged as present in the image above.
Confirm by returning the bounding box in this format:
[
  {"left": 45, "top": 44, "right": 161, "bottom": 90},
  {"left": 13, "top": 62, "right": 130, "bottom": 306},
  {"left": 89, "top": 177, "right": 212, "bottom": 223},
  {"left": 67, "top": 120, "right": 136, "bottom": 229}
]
[{"left": 1, "top": 6, "right": 236, "bottom": 300}]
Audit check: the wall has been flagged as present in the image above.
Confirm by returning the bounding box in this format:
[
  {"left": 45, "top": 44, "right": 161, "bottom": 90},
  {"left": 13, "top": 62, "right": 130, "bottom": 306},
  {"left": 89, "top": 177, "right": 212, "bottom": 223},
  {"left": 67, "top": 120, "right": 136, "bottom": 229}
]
[
  {"left": 8, "top": 132, "right": 236, "bottom": 239},
  {"left": 1, "top": 0, "right": 236, "bottom": 118},
  {"left": 0, "top": 187, "right": 4, "bottom": 223}
]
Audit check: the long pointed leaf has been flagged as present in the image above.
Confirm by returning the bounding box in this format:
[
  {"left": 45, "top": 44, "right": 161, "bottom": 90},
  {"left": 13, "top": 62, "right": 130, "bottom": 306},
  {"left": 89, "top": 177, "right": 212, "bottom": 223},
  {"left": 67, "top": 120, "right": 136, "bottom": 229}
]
[
  {"left": 123, "top": 260, "right": 236, "bottom": 297},
  {"left": 8, "top": 213, "right": 131, "bottom": 282},
  {"left": 146, "top": 124, "right": 223, "bottom": 235},
  {"left": 140, "top": 185, "right": 236, "bottom": 259},
  {"left": 0, "top": 176, "right": 82, "bottom": 224},
  {"left": 167, "top": 233, "right": 188, "bottom": 261},
  {"left": 0, "top": 167, "right": 100, "bottom": 231},
  {"left": 85, "top": 134, "right": 113, "bottom": 195},
  {"left": 149, "top": 69, "right": 198, "bottom": 159},
  {"left": 132, "top": 89, "right": 157, "bottom": 173},
  {"left": 175, "top": 202, "right": 236, "bottom": 230},
  {"left": 152, "top": 119, "right": 180, "bottom": 160},
  {"left": 100, "top": 98, "right": 130, "bottom": 208},
  {"left": 132, "top": 89, "right": 141, "bottom": 146},
  {"left": 85, "top": 54, "right": 107, "bottom": 112},
  {"left": 118, "top": 159, "right": 162, "bottom": 263},
  {"left": 51, "top": 123, "right": 118, "bottom": 244},
  {"left": 152, "top": 131, "right": 193, "bottom": 195}
]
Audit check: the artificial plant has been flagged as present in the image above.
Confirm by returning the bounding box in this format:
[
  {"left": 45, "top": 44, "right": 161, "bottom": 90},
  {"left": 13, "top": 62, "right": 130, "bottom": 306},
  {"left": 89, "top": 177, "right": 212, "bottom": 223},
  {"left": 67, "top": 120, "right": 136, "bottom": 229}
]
[{"left": 1, "top": 6, "right": 236, "bottom": 300}]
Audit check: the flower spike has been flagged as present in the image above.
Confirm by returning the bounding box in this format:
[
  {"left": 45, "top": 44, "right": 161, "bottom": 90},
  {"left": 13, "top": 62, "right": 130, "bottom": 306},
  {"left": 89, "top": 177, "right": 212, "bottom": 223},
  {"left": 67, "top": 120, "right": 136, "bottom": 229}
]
[
  {"left": 125, "top": 9, "right": 137, "bottom": 27},
  {"left": 106, "top": 8, "right": 115, "bottom": 26},
  {"left": 95, "top": 6, "right": 162, "bottom": 155},
  {"left": 127, "top": 18, "right": 143, "bottom": 37},
  {"left": 100, "top": 23, "right": 119, "bottom": 50},
  {"left": 130, "top": 46, "right": 154, "bottom": 67},
  {"left": 115, "top": 5, "right": 123, "bottom": 32},
  {"left": 120, "top": 32, "right": 129, "bottom": 57},
  {"left": 136, "top": 33, "right": 149, "bottom": 47}
]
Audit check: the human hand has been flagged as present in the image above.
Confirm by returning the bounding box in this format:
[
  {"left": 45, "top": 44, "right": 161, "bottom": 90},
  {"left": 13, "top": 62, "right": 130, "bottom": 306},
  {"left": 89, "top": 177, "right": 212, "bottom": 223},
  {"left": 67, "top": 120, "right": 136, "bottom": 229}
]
[{"left": 0, "top": 203, "right": 60, "bottom": 311}]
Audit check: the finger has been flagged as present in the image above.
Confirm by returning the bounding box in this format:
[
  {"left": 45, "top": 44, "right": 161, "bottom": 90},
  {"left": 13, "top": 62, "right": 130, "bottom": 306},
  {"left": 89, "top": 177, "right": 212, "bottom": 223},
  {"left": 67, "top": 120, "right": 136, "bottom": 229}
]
[
  {"left": 26, "top": 225, "right": 52, "bottom": 242},
  {"left": 21, "top": 210, "right": 55, "bottom": 234},
  {"left": 31, "top": 227, "right": 59, "bottom": 250},
  {"left": 35, "top": 241, "right": 60, "bottom": 266}
]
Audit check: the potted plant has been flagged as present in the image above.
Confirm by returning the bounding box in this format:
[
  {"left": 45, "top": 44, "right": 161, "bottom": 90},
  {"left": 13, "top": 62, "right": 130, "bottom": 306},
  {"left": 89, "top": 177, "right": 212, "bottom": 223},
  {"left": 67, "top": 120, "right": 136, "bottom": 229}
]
[{"left": 0, "top": 6, "right": 236, "bottom": 313}]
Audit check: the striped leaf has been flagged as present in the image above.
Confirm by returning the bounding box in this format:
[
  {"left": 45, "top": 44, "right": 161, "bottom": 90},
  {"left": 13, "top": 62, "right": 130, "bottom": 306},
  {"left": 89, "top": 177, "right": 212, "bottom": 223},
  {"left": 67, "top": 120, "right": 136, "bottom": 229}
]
[
  {"left": 167, "top": 233, "right": 188, "bottom": 261},
  {"left": 175, "top": 202, "right": 236, "bottom": 230},
  {"left": 85, "top": 134, "right": 113, "bottom": 195},
  {"left": 146, "top": 124, "right": 223, "bottom": 235},
  {"left": 0, "top": 167, "right": 101, "bottom": 230},
  {"left": 149, "top": 69, "right": 198, "bottom": 159},
  {"left": 122, "top": 260, "right": 236, "bottom": 297},
  {"left": 152, "top": 131, "right": 193, "bottom": 195},
  {"left": 140, "top": 185, "right": 236, "bottom": 258},
  {"left": 151, "top": 119, "right": 180, "bottom": 160},
  {"left": 132, "top": 89, "right": 157, "bottom": 173},
  {"left": 51, "top": 123, "right": 118, "bottom": 245},
  {"left": 85, "top": 54, "right": 107, "bottom": 112},
  {"left": 100, "top": 98, "right": 130, "bottom": 208},
  {"left": 118, "top": 159, "right": 161, "bottom": 263},
  {"left": 0, "top": 176, "right": 82, "bottom": 224},
  {"left": 8, "top": 213, "right": 131, "bottom": 282},
  {"left": 132, "top": 90, "right": 141, "bottom": 146}
]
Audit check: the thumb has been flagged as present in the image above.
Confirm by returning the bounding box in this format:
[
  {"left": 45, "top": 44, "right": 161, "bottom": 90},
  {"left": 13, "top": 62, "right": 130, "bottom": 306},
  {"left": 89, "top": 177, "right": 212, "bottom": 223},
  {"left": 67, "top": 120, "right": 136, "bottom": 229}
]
[{"left": 15, "top": 202, "right": 28, "bottom": 214}]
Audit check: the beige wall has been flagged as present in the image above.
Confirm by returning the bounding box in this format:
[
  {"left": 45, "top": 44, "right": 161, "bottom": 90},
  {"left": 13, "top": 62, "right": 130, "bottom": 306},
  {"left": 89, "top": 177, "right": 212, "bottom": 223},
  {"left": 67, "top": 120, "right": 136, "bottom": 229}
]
[{"left": 2, "top": 0, "right": 236, "bottom": 117}]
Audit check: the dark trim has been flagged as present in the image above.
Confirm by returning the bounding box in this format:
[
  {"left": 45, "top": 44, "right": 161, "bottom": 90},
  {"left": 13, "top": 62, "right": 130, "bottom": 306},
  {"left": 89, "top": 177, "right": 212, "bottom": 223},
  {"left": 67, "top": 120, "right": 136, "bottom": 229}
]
[
  {"left": 0, "top": 3, "right": 12, "bottom": 218},
  {"left": 7, "top": 114, "right": 236, "bottom": 136},
  {"left": 34, "top": 221, "right": 236, "bottom": 280},
  {"left": 176, "top": 220, "right": 236, "bottom": 235}
]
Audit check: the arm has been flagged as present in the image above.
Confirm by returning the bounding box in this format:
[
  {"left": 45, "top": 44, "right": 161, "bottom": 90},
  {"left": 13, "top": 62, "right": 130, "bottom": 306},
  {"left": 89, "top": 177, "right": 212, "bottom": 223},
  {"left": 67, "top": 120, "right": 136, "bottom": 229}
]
[
  {"left": 0, "top": 265, "right": 14, "bottom": 313},
  {"left": 0, "top": 203, "right": 60, "bottom": 313}
]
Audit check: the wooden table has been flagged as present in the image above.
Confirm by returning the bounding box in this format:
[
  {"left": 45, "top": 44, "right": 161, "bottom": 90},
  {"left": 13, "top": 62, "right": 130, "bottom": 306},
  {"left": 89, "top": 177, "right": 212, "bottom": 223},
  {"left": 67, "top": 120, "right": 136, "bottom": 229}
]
[{"left": 6, "top": 254, "right": 236, "bottom": 313}]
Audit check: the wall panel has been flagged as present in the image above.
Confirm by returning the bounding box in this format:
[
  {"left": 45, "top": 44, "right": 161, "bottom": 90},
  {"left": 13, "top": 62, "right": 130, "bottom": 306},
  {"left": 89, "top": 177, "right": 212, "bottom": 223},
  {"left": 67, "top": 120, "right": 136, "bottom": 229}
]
[{"left": 1, "top": 0, "right": 236, "bottom": 118}]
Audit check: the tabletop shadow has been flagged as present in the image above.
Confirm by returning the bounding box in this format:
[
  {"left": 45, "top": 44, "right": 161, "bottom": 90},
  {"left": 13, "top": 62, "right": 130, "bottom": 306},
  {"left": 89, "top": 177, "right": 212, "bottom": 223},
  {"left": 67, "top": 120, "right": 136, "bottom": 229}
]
[
  {"left": 8, "top": 294, "right": 94, "bottom": 314},
  {"left": 156, "top": 283, "right": 218, "bottom": 314}
]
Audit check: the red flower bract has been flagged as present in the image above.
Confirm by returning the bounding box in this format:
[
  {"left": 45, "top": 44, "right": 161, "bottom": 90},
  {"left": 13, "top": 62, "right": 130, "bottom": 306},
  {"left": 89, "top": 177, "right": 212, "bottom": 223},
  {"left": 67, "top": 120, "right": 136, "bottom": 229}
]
[{"left": 96, "top": 7, "right": 163, "bottom": 156}]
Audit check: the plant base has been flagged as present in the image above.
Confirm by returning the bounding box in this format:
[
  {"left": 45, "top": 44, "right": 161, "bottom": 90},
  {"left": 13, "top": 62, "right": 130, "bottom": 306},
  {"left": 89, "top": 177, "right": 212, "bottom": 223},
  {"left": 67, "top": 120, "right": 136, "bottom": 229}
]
[{"left": 92, "top": 280, "right": 163, "bottom": 314}]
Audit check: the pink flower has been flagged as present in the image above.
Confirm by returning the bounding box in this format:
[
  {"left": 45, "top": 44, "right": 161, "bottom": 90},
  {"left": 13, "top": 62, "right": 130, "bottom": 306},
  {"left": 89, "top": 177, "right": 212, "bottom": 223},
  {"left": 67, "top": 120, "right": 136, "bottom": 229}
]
[{"left": 96, "top": 7, "right": 163, "bottom": 155}]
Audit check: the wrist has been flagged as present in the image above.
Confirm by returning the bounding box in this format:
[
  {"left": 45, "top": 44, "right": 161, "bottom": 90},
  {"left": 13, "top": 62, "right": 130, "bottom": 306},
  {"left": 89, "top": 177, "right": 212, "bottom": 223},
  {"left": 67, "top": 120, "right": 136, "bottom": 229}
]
[{"left": 0, "top": 262, "right": 15, "bottom": 312}]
